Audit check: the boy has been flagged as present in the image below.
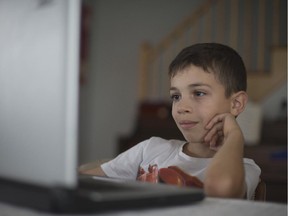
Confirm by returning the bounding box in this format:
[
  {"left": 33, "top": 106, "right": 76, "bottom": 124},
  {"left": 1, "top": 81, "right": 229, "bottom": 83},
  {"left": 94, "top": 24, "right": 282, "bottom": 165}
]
[{"left": 80, "top": 43, "right": 261, "bottom": 199}]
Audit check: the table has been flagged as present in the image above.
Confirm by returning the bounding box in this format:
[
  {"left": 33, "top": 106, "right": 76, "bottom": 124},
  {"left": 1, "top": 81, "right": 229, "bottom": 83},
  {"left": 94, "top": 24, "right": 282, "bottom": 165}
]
[{"left": 0, "top": 198, "right": 286, "bottom": 216}]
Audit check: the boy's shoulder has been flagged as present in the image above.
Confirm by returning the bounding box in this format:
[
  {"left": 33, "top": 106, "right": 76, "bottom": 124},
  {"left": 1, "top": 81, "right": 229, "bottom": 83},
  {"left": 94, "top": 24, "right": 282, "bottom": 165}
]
[{"left": 243, "top": 158, "right": 261, "bottom": 171}]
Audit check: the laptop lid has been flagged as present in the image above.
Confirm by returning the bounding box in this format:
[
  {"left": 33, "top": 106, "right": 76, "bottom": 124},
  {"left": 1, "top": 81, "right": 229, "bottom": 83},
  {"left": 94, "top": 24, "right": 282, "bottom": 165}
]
[{"left": 0, "top": 0, "right": 80, "bottom": 189}]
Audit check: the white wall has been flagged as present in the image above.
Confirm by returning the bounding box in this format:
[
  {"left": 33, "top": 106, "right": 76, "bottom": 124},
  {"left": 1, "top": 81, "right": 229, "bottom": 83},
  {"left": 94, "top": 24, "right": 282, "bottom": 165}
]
[
  {"left": 78, "top": 0, "right": 203, "bottom": 163},
  {"left": 262, "top": 84, "right": 287, "bottom": 120}
]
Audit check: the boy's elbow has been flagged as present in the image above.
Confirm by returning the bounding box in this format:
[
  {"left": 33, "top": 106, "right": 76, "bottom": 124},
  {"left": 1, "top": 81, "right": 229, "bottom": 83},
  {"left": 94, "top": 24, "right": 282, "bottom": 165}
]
[{"left": 204, "top": 176, "right": 245, "bottom": 199}]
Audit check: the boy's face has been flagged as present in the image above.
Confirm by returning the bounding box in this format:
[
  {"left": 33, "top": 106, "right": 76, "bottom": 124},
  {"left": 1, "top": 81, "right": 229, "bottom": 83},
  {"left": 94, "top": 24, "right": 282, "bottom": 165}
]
[{"left": 170, "top": 65, "right": 233, "bottom": 144}]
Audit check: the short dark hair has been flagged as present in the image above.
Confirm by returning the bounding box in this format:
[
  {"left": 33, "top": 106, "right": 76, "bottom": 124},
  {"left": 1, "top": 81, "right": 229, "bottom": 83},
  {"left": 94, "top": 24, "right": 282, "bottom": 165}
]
[{"left": 168, "top": 43, "right": 247, "bottom": 97}]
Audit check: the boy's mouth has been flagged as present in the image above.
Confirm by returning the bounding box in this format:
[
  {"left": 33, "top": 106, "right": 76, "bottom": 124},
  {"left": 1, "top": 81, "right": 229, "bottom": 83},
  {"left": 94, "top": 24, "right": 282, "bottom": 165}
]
[{"left": 178, "top": 120, "right": 198, "bottom": 129}]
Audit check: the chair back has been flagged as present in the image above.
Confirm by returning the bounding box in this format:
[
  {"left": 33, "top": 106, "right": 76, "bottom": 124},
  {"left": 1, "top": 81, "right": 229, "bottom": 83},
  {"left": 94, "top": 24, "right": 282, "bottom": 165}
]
[{"left": 254, "top": 179, "right": 266, "bottom": 201}]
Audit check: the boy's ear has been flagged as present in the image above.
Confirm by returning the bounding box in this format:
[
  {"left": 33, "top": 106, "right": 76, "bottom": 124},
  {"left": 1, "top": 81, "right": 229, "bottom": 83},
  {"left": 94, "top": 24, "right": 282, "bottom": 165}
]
[{"left": 230, "top": 91, "right": 248, "bottom": 116}]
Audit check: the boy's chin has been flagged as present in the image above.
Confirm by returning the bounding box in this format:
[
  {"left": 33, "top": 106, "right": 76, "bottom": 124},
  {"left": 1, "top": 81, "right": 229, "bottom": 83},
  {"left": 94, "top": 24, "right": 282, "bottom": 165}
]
[{"left": 183, "top": 134, "right": 206, "bottom": 144}]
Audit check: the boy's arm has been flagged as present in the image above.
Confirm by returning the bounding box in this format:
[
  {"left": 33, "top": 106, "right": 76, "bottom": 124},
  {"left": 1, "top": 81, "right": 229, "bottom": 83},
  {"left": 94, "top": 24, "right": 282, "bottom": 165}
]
[
  {"left": 203, "top": 113, "right": 246, "bottom": 198},
  {"left": 78, "top": 160, "right": 108, "bottom": 176}
]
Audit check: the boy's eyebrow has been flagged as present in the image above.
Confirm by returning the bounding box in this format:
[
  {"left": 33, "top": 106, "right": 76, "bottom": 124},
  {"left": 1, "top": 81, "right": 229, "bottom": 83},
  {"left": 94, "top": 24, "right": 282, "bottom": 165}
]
[
  {"left": 188, "top": 83, "right": 212, "bottom": 88},
  {"left": 169, "top": 87, "right": 178, "bottom": 91},
  {"left": 170, "top": 83, "right": 212, "bottom": 91}
]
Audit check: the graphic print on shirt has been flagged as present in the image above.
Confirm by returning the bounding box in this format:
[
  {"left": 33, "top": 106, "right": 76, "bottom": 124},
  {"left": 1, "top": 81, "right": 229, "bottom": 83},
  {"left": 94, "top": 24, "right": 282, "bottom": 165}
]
[{"left": 136, "top": 164, "right": 204, "bottom": 188}]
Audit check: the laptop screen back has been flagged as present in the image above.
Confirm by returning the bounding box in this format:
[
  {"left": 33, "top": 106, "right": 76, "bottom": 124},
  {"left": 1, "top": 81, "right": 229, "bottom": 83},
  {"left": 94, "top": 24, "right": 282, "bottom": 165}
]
[{"left": 0, "top": 0, "right": 80, "bottom": 188}]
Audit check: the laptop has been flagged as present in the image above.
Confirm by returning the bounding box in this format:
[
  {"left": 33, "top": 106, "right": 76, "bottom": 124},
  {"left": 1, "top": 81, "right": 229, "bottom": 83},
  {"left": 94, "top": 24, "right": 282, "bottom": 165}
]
[{"left": 0, "top": 0, "right": 204, "bottom": 213}]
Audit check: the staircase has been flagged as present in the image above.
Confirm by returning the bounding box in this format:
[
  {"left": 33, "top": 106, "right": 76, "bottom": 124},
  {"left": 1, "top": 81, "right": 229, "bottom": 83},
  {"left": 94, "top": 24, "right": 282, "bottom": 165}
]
[
  {"left": 247, "top": 47, "right": 286, "bottom": 101},
  {"left": 138, "top": 0, "right": 287, "bottom": 102}
]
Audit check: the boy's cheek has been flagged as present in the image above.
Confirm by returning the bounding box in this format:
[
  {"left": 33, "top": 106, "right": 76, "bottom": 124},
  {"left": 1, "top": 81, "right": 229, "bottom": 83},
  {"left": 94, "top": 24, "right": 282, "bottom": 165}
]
[{"left": 180, "top": 127, "right": 208, "bottom": 143}]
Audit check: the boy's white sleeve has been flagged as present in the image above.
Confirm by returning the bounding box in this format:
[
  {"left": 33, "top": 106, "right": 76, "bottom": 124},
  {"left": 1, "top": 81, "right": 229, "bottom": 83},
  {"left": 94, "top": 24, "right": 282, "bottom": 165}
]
[
  {"left": 101, "top": 139, "right": 148, "bottom": 180},
  {"left": 244, "top": 158, "right": 261, "bottom": 200}
]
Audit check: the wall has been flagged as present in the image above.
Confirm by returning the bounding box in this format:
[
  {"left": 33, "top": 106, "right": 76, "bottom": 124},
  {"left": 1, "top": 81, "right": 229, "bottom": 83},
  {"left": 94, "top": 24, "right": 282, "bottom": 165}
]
[
  {"left": 262, "top": 84, "right": 287, "bottom": 120},
  {"left": 78, "top": 0, "right": 287, "bottom": 164},
  {"left": 78, "top": 0, "right": 204, "bottom": 163}
]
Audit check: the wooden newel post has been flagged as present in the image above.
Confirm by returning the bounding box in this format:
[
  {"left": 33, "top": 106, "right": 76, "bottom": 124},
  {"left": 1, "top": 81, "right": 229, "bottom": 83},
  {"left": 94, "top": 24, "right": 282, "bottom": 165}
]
[{"left": 138, "top": 42, "right": 153, "bottom": 102}]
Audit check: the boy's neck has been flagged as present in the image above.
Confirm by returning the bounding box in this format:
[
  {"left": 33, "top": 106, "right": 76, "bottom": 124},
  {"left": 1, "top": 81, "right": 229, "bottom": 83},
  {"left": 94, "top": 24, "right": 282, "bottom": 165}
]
[{"left": 183, "top": 142, "right": 216, "bottom": 158}]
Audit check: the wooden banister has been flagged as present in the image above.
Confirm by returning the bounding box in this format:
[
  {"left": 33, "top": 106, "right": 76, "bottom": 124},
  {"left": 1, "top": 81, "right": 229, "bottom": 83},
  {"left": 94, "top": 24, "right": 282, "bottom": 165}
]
[
  {"left": 150, "top": 0, "right": 219, "bottom": 57},
  {"left": 139, "top": 0, "right": 286, "bottom": 102}
]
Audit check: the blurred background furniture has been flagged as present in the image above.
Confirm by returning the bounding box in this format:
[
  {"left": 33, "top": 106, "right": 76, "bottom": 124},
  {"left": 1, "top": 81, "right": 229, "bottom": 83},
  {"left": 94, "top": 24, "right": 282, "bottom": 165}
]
[{"left": 254, "top": 179, "right": 267, "bottom": 201}]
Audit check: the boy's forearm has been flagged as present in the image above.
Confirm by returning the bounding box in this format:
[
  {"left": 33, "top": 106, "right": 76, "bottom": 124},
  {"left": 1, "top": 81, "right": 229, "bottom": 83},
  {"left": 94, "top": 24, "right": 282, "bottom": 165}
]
[
  {"left": 78, "top": 165, "right": 107, "bottom": 177},
  {"left": 204, "top": 130, "right": 246, "bottom": 198}
]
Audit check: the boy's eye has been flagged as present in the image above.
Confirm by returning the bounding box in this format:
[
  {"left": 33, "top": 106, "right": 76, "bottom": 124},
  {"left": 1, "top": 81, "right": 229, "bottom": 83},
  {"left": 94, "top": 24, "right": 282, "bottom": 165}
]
[
  {"left": 170, "top": 94, "right": 180, "bottom": 101},
  {"left": 194, "top": 91, "right": 206, "bottom": 97}
]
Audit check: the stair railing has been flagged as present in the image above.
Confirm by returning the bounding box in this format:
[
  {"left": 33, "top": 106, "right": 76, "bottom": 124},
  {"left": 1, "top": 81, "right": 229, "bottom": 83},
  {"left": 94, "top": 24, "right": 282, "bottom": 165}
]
[{"left": 138, "top": 0, "right": 286, "bottom": 102}]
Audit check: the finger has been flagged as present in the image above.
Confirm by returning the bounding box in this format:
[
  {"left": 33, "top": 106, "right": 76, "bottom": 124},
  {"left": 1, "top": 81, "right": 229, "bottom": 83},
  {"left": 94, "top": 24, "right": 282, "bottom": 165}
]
[
  {"left": 205, "top": 129, "right": 219, "bottom": 145},
  {"left": 204, "top": 122, "right": 223, "bottom": 143},
  {"left": 209, "top": 133, "right": 218, "bottom": 147},
  {"left": 210, "top": 134, "right": 224, "bottom": 151},
  {"left": 205, "top": 113, "right": 226, "bottom": 130},
  {"left": 217, "top": 130, "right": 223, "bottom": 137}
]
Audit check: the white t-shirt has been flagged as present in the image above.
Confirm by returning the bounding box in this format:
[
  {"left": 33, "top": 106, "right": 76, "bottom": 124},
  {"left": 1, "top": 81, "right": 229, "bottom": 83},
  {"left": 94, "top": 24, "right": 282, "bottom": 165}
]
[{"left": 101, "top": 137, "right": 261, "bottom": 200}]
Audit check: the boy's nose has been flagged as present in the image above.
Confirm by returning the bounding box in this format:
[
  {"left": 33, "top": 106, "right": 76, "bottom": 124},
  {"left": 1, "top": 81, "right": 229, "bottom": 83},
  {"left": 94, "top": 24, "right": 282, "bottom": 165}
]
[{"left": 176, "top": 100, "right": 192, "bottom": 114}]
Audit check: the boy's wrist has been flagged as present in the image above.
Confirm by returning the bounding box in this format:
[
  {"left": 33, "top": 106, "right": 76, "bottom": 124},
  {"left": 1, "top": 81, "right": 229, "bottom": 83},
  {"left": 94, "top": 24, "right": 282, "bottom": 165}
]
[{"left": 225, "top": 129, "right": 245, "bottom": 147}]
